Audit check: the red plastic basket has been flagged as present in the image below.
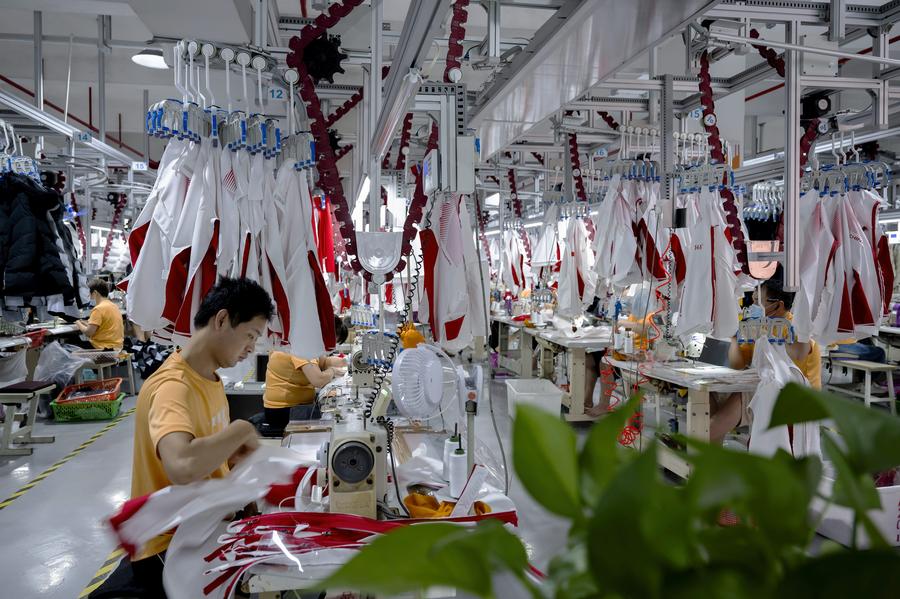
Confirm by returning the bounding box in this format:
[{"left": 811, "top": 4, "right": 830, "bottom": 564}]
[{"left": 55, "top": 378, "right": 123, "bottom": 404}]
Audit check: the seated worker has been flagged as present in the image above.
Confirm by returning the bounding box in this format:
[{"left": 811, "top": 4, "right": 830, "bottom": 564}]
[
  {"left": 709, "top": 269, "right": 821, "bottom": 444},
  {"left": 76, "top": 279, "right": 125, "bottom": 350},
  {"left": 89, "top": 277, "right": 275, "bottom": 599},
  {"left": 584, "top": 286, "right": 660, "bottom": 418},
  {"left": 261, "top": 316, "right": 350, "bottom": 436}
]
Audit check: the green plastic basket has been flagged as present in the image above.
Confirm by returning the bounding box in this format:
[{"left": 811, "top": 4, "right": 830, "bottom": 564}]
[{"left": 51, "top": 393, "right": 124, "bottom": 422}]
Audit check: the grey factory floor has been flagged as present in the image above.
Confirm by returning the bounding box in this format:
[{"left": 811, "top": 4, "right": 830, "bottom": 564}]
[{"left": 0, "top": 364, "right": 580, "bottom": 599}]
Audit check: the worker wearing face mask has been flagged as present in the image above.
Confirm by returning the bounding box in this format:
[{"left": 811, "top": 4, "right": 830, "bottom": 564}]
[{"left": 709, "top": 268, "right": 821, "bottom": 444}]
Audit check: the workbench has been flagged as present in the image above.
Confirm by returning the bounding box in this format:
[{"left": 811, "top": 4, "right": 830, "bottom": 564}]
[
  {"left": 607, "top": 358, "right": 759, "bottom": 477},
  {"left": 530, "top": 325, "right": 613, "bottom": 422},
  {"left": 0, "top": 336, "right": 30, "bottom": 352},
  {"left": 492, "top": 314, "right": 533, "bottom": 377}
]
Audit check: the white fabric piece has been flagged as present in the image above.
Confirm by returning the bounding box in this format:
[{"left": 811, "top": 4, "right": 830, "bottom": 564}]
[
  {"left": 217, "top": 149, "right": 241, "bottom": 278},
  {"left": 748, "top": 337, "right": 821, "bottom": 459},
  {"left": 459, "top": 199, "right": 489, "bottom": 341},
  {"left": 792, "top": 195, "right": 833, "bottom": 343},
  {"left": 107, "top": 446, "right": 309, "bottom": 599},
  {"left": 557, "top": 218, "right": 597, "bottom": 318},
  {"left": 531, "top": 204, "right": 560, "bottom": 268},
  {"left": 274, "top": 169, "right": 326, "bottom": 357}
]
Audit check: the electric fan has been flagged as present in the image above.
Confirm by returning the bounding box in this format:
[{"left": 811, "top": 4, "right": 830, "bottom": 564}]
[{"left": 390, "top": 345, "right": 461, "bottom": 421}]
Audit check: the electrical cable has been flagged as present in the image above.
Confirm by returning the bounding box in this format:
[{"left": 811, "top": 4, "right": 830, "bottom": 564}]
[{"left": 474, "top": 204, "right": 510, "bottom": 495}]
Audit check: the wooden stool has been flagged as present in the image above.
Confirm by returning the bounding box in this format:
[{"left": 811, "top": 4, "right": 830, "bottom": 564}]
[
  {"left": 75, "top": 353, "right": 137, "bottom": 396},
  {"left": 824, "top": 359, "right": 897, "bottom": 415},
  {"left": 0, "top": 381, "right": 55, "bottom": 456}
]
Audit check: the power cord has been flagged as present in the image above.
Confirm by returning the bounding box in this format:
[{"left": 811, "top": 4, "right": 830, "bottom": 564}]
[{"left": 473, "top": 198, "right": 511, "bottom": 495}]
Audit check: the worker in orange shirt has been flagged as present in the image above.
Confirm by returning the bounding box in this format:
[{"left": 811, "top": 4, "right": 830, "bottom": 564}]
[{"left": 90, "top": 277, "right": 275, "bottom": 599}]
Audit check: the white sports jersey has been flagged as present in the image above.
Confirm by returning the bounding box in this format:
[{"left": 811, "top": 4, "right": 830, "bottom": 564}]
[
  {"left": 792, "top": 195, "right": 834, "bottom": 343},
  {"left": 676, "top": 188, "right": 739, "bottom": 341}
]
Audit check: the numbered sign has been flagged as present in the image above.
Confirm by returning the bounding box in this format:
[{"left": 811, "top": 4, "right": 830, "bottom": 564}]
[
  {"left": 689, "top": 108, "right": 703, "bottom": 120},
  {"left": 76, "top": 131, "right": 92, "bottom": 142},
  {"left": 131, "top": 161, "right": 148, "bottom": 172},
  {"left": 268, "top": 87, "right": 285, "bottom": 102}
]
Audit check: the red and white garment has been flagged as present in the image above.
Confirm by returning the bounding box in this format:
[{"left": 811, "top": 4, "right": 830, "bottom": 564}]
[
  {"left": 501, "top": 228, "right": 530, "bottom": 294},
  {"left": 674, "top": 187, "right": 740, "bottom": 341},
  {"left": 802, "top": 189, "right": 893, "bottom": 344},
  {"left": 531, "top": 205, "right": 562, "bottom": 287},
  {"left": 592, "top": 176, "right": 641, "bottom": 288},
  {"left": 271, "top": 168, "right": 334, "bottom": 355},
  {"left": 791, "top": 194, "right": 835, "bottom": 343},
  {"left": 125, "top": 139, "right": 200, "bottom": 331},
  {"left": 421, "top": 195, "right": 483, "bottom": 352},
  {"left": 557, "top": 217, "right": 596, "bottom": 318}
]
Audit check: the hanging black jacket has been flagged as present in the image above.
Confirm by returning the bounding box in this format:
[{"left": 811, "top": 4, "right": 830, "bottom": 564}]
[{"left": 0, "top": 173, "right": 74, "bottom": 300}]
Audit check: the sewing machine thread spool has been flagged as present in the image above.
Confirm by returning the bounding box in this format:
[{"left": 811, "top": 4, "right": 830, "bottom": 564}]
[
  {"left": 442, "top": 424, "right": 460, "bottom": 482},
  {"left": 448, "top": 437, "right": 467, "bottom": 499}
]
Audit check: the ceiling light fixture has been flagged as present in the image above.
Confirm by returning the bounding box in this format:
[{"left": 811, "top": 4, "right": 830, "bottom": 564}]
[{"left": 131, "top": 48, "right": 168, "bottom": 70}]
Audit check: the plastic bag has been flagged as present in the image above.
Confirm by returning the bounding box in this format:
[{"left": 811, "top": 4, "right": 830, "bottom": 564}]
[
  {"left": 0, "top": 350, "right": 27, "bottom": 387},
  {"left": 34, "top": 340, "right": 92, "bottom": 389}
]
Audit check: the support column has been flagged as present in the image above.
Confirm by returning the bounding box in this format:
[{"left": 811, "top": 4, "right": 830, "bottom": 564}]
[
  {"left": 784, "top": 21, "right": 801, "bottom": 291},
  {"left": 649, "top": 46, "right": 660, "bottom": 126},
  {"left": 828, "top": 0, "right": 846, "bottom": 43},
  {"left": 873, "top": 27, "right": 891, "bottom": 130},
  {"left": 660, "top": 75, "right": 675, "bottom": 206},
  {"left": 33, "top": 11, "right": 43, "bottom": 155},
  {"left": 97, "top": 16, "right": 110, "bottom": 143},
  {"left": 368, "top": 0, "right": 383, "bottom": 231},
  {"left": 484, "top": 0, "right": 501, "bottom": 62}
]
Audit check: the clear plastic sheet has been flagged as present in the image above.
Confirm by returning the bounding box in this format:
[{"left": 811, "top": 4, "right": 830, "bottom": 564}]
[{"left": 33, "top": 341, "right": 92, "bottom": 388}]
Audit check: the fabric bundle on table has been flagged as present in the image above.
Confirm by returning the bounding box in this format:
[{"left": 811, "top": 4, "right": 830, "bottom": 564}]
[
  {"left": 124, "top": 137, "right": 335, "bottom": 354},
  {"left": 0, "top": 172, "right": 89, "bottom": 320}
]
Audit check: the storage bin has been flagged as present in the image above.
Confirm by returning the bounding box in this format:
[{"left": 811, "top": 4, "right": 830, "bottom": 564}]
[
  {"left": 55, "top": 378, "right": 123, "bottom": 404},
  {"left": 51, "top": 393, "right": 124, "bottom": 422},
  {"left": 813, "top": 475, "right": 900, "bottom": 547},
  {"left": 505, "top": 378, "right": 563, "bottom": 419}
]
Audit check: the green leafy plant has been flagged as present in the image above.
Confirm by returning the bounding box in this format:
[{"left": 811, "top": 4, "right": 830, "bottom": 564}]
[{"left": 313, "top": 385, "right": 900, "bottom": 598}]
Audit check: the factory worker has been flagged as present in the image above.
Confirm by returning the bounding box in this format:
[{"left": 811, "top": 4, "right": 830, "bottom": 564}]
[
  {"left": 90, "top": 278, "right": 274, "bottom": 599},
  {"left": 585, "top": 284, "right": 661, "bottom": 417},
  {"left": 710, "top": 268, "right": 821, "bottom": 444},
  {"left": 260, "top": 316, "right": 350, "bottom": 436},
  {"left": 75, "top": 278, "right": 125, "bottom": 350}
]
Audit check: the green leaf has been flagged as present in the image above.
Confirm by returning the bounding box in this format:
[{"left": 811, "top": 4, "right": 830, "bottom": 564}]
[
  {"left": 579, "top": 395, "right": 641, "bottom": 501},
  {"left": 776, "top": 550, "right": 900, "bottom": 599},
  {"left": 587, "top": 445, "right": 699, "bottom": 597},
  {"left": 513, "top": 404, "right": 583, "bottom": 522},
  {"left": 821, "top": 434, "right": 888, "bottom": 549},
  {"left": 771, "top": 383, "right": 900, "bottom": 474},
  {"left": 312, "top": 520, "right": 534, "bottom": 598},
  {"left": 683, "top": 442, "right": 821, "bottom": 548},
  {"left": 546, "top": 542, "right": 600, "bottom": 599}
]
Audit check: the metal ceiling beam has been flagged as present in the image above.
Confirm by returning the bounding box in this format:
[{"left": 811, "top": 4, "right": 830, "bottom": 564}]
[
  {"left": 0, "top": 88, "right": 133, "bottom": 166},
  {"left": 372, "top": 0, "right": 448, "bottom": 156},
  {"left": 705, "top": 0, "right": 883, "bottom": 27},
  {"left": 471, "top": 0, "right": 720, "bottom": 159}
]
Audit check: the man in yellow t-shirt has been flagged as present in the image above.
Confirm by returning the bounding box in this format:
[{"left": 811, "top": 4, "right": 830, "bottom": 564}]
[
  {"left": 90, "top": 277, "right": 274, "bottom": 599},
  {"left": 260, "top": 317, "right": 349, "bottom": 435},
  {"left": 76, "top": 279, "right": 124, "bottom": 349}
]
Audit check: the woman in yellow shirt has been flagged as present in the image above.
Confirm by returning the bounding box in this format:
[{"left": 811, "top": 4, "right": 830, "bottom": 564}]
[
  {"left": 76, "top": 279, "right": 124, "bottom": 350},
  {"left": 710, "top": 271, "right": 821, "bottom": 444},
  {"left": 261, "top": 317, "right": 349, "bottom": 435}
]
